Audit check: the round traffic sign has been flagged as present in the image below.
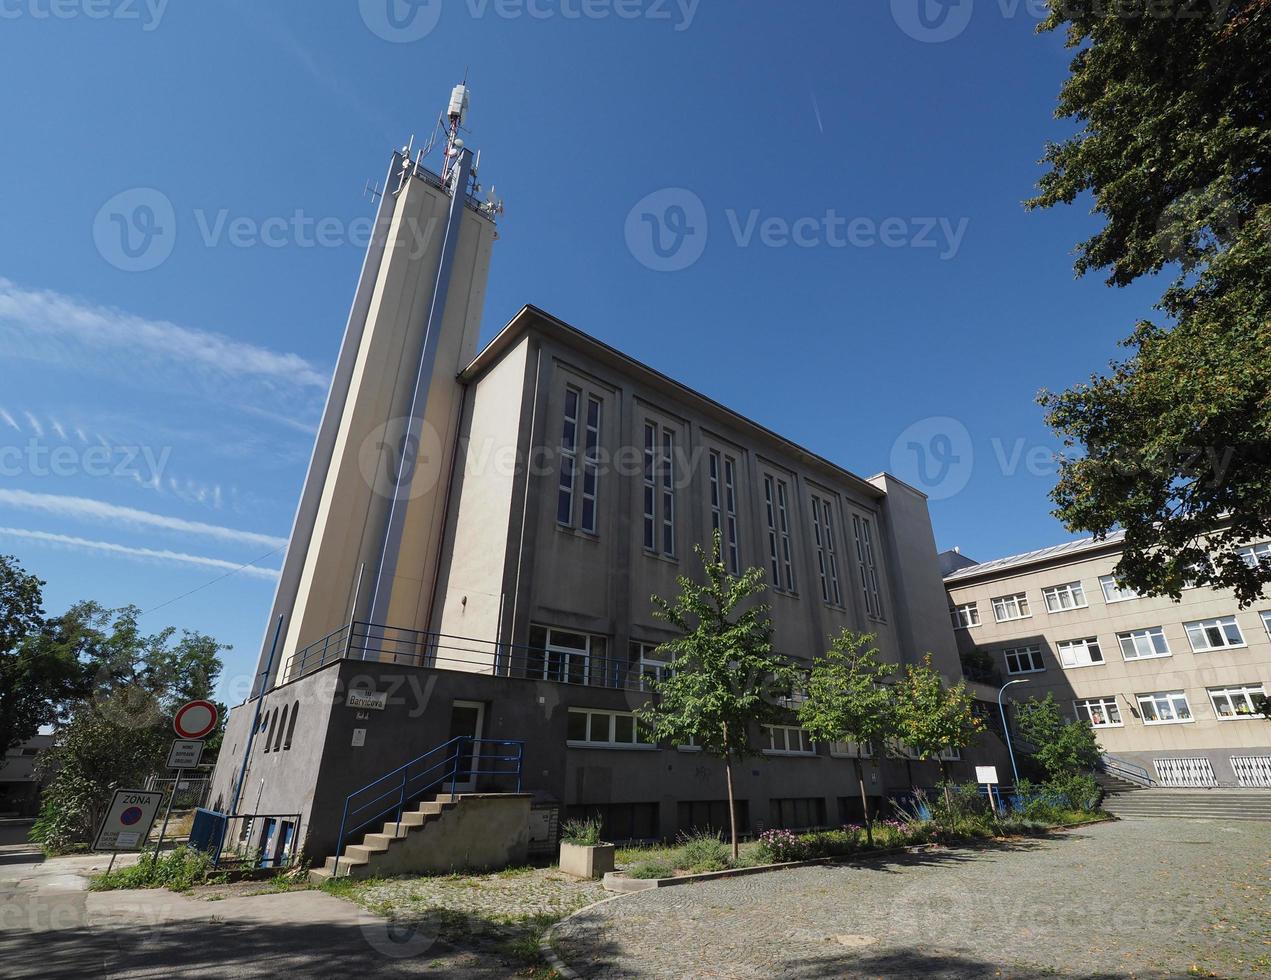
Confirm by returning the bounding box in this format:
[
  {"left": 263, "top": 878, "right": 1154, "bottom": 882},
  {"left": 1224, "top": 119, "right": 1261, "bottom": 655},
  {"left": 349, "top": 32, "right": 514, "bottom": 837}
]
[
  {"left": 173, "top": 700, "right": 218, "bottom": 740},
  {"left": 120, "top": 806, "right": 143, "bottom": 826}
]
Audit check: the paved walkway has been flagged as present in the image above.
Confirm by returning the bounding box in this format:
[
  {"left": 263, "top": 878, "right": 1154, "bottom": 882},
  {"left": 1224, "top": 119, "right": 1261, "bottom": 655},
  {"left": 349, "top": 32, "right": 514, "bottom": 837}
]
[{"left": 552, "top": 818, "right": 1271, "bottom": 979}]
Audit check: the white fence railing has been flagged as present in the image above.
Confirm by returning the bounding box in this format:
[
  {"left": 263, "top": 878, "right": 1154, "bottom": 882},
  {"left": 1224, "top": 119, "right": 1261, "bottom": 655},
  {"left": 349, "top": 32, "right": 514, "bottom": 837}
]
[
  {"left": 1153, "top": 758, "right": 1218, "bottom": 788},
  {"left": 1230, "top": 756, "right": 1271, "bottom": 788}
]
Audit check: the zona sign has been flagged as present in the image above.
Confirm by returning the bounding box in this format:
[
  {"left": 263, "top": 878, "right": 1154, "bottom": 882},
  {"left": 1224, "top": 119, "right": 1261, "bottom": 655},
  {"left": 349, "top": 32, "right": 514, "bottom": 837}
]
[{"left": 173, "top": 699, "right": 218, "bottom": 740}]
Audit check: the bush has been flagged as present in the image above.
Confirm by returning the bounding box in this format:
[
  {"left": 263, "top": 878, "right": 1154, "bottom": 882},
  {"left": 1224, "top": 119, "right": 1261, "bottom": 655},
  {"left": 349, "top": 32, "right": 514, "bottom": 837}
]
[
  {"left": 676, "top": 830, "right": 730, "bottom": 873},
  {"left": 560, "top": 817, "right": 602, "bottom": 846},
  {"left": 1047, "top": 773, "right": 1102, "bottom": 812},
  {"left": 755, "top": 829, "right": 808, "bottom": 863},
  {"left": 91, "top": 847, "right": 219, "bottom": 892},
  {"left": 626, "top": 859, "right": 675, "bottom": 879}
]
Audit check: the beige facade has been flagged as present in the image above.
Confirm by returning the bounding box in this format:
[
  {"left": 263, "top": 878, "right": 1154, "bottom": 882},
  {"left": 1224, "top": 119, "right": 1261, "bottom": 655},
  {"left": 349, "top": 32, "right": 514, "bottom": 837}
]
[{"left": 945, "top": 536, "right": 1271, "bottom": 788}]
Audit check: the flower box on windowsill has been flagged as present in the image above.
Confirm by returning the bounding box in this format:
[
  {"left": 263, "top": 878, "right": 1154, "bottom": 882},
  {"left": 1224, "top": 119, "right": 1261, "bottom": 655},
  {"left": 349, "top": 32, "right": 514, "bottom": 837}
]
[{"left": 559, "top": 841, "right": 615, "bottom": 879}]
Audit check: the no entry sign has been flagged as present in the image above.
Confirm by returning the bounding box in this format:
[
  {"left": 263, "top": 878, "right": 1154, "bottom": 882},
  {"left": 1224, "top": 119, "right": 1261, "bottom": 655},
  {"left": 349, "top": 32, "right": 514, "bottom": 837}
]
[
  {"left": 94, "top": 789, "right": 163, "bottom": 852},
  {"left": 173, "top": 700, "right": 218, "bottom": 740}
]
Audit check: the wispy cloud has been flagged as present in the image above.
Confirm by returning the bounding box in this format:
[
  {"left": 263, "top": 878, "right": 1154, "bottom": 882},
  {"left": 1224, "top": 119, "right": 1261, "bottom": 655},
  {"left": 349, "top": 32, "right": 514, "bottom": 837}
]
[
  {"left": 0, "top": 407, "right": 17, "bottom": 431},
  {"left": 22, "top": 411, "right": 43, "bottom": 438},
  {"left": 0, "top": 490, "right": 287, "bottom": 549},
  {"left": 0, "top": 527, "right": 281, "bottom": 580}
]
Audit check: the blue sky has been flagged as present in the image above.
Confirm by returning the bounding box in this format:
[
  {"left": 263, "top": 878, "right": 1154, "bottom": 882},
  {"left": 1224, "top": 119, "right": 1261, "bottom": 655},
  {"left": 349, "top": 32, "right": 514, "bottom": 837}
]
[{"left": 0, "top": 1, "right": 1165, "bottom": 699}]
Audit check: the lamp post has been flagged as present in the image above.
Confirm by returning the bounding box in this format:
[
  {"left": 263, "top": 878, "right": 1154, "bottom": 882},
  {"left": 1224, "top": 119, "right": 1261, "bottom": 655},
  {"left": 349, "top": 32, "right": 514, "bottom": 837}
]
[{"left": 998, "top": 678, "right": 1029, "bottom": 788}]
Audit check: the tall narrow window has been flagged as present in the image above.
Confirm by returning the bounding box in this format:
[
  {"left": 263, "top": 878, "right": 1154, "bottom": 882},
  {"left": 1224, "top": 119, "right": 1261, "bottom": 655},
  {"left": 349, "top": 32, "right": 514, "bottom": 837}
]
[
  {"left": 763, "top": 476, "right": 796, "bottom": 592},
  {"left": 557, "top": 387, "right": 579, "bottom": 526},
  {"left": 810, "top": 494, "right": 842, "bottom": 606},
  {"left": 709, "top": 451, "right": 741, "bottom": 574},
  {"left": 580, "top": 396, "right": 601, "bottom": 533},
  {"left": 852, "top": 514, "right": 883, "bottom": 618},
  {"left": 643, "top": 420, "right": 676, "bottom": 557}
]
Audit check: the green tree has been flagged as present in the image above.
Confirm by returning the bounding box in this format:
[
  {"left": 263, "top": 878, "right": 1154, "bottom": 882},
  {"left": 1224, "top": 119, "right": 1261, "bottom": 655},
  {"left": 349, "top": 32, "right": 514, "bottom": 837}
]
[
  {"left": 1013, "top": 694, "right": 1102, "bottom": 779},
  {"left": 1029, "top": 1, "right": 1271, "bottom": 605},
  {"left": 892, "top": 655, "right": 983, "bottom": 791},
  {"left": 31, "top": 605, "right": 227, "bottom": 852},
  {"left": 0, "top": 556, "right": 87, "bottom": 754},
  {"left": 797, "top": 631, "right": 897, "bottom": 846},
  {"left": 638, "top": 533, "right": 797, "bottom": 859}
]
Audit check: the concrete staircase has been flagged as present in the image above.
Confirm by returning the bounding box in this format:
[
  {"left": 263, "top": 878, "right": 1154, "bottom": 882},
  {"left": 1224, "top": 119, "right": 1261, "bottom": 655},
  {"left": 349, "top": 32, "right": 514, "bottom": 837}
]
[
  {"left": 1102, "top": 788, "right": 1271, "bottom": 821},
  {"left": 309, "top": 792, "right": 531, "bottom": 882},
  {"left": 1094, "top": 771, "right": 1144, "bottom": 796}
]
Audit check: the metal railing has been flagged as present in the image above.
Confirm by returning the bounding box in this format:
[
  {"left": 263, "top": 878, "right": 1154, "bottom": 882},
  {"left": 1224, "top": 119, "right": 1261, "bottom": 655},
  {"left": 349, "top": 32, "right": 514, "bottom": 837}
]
[
  {"left": 1099, "top": 753, "right": 1157, "bottom": 788},
  {"left": 285, "top": 621, "right": 666, "bottom": 693},
  {"left": 332, "top": 736, "right": 524, "bottom": 877}
]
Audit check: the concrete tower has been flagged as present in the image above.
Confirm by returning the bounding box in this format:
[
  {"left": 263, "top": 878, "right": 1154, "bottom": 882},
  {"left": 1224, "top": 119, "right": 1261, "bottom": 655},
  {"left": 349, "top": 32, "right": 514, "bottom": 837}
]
[{"left": 256, "top": 85, "right": 500, "bottom": 691}]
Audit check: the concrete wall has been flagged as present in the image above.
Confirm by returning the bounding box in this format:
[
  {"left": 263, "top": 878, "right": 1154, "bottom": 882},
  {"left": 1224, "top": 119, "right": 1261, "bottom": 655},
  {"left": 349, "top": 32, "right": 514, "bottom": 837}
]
[
  {"left": 353, "top": 794, "right": 531, "bottom": 877},
  {"left": 946, "top": 543, "right": 1271, "bottom": 786}
]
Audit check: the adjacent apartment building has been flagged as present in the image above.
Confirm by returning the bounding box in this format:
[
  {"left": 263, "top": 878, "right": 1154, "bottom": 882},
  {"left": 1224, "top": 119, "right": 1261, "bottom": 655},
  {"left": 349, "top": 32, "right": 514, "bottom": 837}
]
[{"left": 944, "top": 533, "right": 1271, "bottom": 789}]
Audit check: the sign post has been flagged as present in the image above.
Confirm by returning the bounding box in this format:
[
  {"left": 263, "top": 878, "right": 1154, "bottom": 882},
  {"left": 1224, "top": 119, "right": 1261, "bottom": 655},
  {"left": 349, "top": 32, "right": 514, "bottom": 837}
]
[
  {"left": 151, "top": 702, "right": 219, "bottom": 865},
  {"left": 976, "top": 765, "right": 1001, "bottom": 814},
  {"left": 94, "top": 789, "right": 164, "bottom": 853}
]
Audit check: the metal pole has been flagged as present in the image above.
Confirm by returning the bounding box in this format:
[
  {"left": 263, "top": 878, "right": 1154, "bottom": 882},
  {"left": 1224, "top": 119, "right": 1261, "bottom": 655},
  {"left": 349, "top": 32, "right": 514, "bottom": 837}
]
[
  {"left": 106, "top": 851, "right": 118, "bottom": 876},
  {"left": 998, "top": 679, "right": 1028, "bottom": 790},
  {"left": 215, "top": 615, "right": 283, "bottom": 867},
  {"left": 150, "top": 769, "right": 182, "bottom": 867}
]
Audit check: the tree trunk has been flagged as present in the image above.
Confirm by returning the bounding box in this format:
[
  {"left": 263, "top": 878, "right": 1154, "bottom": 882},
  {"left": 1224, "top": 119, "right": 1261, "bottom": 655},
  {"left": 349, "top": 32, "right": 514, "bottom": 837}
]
[
  {"left": 855, "top": 757, "right": 873, "bottom": 847},
  {"left": 723, "top": 723, "right": 739, "bottom": 860},
  {"left": 939, "top": 759, "right": 951, "bottom": 808}
]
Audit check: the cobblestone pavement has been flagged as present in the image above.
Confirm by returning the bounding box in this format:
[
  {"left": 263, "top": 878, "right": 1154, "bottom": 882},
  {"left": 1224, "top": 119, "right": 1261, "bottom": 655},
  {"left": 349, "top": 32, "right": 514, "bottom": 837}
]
[{"left": 552, "top": 818, "right": 1271, "bottom": 979}]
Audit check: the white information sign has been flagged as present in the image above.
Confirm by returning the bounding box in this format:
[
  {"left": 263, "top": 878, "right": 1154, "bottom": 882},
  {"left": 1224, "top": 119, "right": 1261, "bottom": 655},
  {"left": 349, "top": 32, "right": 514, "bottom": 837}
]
[
  {"left": 976, "top": 765, "right": 999, "bottom": 785},
  {"left": 347, "top": 690, "right": 387, "bottom": 711},
  {"left": 167, "top": 739, "right": 205, "bottom": 769},
  {"left": 93, "top": 789, "right": 164, "bottom": 852},
  {"left": 351, "top": 728, "right": 367, "bottom": 747}
]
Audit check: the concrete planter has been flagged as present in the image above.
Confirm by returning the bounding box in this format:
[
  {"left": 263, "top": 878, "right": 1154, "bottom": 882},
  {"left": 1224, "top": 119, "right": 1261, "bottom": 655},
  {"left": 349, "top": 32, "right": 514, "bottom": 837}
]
[{"left": 559, "top": 841, "right": 615, "bottom": 879}]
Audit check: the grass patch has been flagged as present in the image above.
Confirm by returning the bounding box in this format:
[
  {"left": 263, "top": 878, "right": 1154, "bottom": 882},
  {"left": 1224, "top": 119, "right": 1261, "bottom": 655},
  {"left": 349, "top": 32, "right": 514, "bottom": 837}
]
[{"left": 90, "top": 847, "right": 225, "bottom": 892}]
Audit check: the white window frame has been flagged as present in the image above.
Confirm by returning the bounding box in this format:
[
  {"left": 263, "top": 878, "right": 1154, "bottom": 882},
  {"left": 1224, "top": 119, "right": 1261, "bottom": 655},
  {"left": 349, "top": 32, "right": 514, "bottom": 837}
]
[
  {"left": 852, "top": 513, "right": 884, "bottom": 619},
  {"left": 810, "top": 492, "right": 843, "bottom": 607},
  {"left": 1057, "top": 637, "right": 1104, "bottom": 669},
  {"left": 1003, "top": 645, "right": 1045, "bottom": 676},
  {"left": 1136, "top": 690, "right": 1193, "bottom": 725},
  {"left": 528, "top": 626, "right": 598, "bottom": 686},
  {"left": 708, "top": 450, "right": 741, "bottom": 575},
  {"left": 1262, "top": 610, "right": 1271, "bottom": 640},
  {"left": 1041, "top": 581, "right": 1087, "bottom": 613},
  {"left": 1183, "top": 616, "right": 1246, "bottom": 653},
  {"left": 557, "top": 386, "right": 580, "bottom": 528},
  {"left": 1099, "top": 574, "right": 1140, "bottom": 604},
  {"left": 763, "top": 724, "right": 816, "bottom": 756},
  {"left": 643, "top": 421, "right": 676, "bottom": 558},
  {"left": 1208, "top": 684, "right": 1267, "bottom": 720},
  {"left": 1117, "top": 626, "right": 1171, "bottom": 661},
  {"left": 566, "top": 708, "right": 654, "bottom": 749},
  {"left": 950, "top": 601, "right": 980, "bottom": 629},
  {"left": 1239, "top": 542, "right": 1271, "bottom": 567},
  {"left": 629, "top": 641, "right": 670, "bottom": 693},
  {"left": 580, "top": 394, "right": 601, "bottom": 534},
  {"left": 1074, "top": 696, "right": 1123, "bottom": 728},
  {"left": 991, "top": 593, "right": 1031, "bottom": 623},
  {"left": 829, "top": 740, "right": 872, "bottom": 758}
]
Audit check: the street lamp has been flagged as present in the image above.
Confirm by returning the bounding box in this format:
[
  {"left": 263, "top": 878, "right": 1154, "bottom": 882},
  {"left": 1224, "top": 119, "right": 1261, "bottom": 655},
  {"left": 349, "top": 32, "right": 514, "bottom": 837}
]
[{"left": 998, "top": 678, "right": 1029, "bottom": 788}]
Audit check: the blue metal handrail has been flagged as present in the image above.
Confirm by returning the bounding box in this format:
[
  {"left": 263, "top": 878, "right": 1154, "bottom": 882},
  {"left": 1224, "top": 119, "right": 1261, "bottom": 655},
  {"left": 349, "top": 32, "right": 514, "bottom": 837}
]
[{"left": 332, "top": 736, "right": 524, "bottom": 877}]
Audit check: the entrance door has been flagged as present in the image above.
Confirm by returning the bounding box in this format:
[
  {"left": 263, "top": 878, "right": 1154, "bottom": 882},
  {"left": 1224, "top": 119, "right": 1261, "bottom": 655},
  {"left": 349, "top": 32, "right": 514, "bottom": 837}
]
[{"left": 447, "top": 701, "right": 485, "bottom": 792}]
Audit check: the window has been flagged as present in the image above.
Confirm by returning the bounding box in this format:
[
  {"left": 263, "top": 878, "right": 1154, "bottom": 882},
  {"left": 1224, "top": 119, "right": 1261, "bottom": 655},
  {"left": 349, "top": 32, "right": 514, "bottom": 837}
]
[
  {"left": 580, "top": 395, "right": 601, "bottom": 533},
  {"left": 809, "top": 493, "right": 842, "bottom": 606},
  {"left": 643, "top": 421, "right": 676, "bottom": 557},
  {"left": 557, "top": 387, "right": 579, "bottom": 527},
  {"left": 283, "top": 702, "right": 299, "bottom": 750},
  {"left": 1057, "top": 637, "right": 1104, "bottom": 669},
  {"left": 991, "top": 593, "right": 1030, "bottom": 623},
  {"left": 1263, "top": 610, "right": 1271, "bottom": 639},
  {"left": 829, "top": 741, "right": 872, "bottom": 758},
  {"left": 566, "top": 708, "right": 652, "bottom": 747},
  {"left": 1099, "top": 575, "right": 1140, "bottom": 603},
  {"left": 1239, "top": 542, "right": 1271, "bottom": 567},
  {"left": 527, "top": 626, "right": 607, "bottom": 686},
  {"left": 629, "top": 641, "right": 670, "bottom": 692},
  {"left": 950, "top": 602, "right": 980, "bottom": 629},
  {"left": 564, "top": 802, "right": 658, "bottom": 843},
  {"left": 763, "top": 476, "right": 797, "bottom": 592},
  {"left": 1208, "top": 684, "right": 1266, "bottom": 720},
  {"left": 1117, "top": 626, "right": 1171, "bottom": 661},
  {"left": 708, "top": 451, "right": 741, "bottom": 574},
  {"left": 1074, "top": 697, "right": 1122, "bottom": 728},
  {"left": 1137, "top": 691, "right": 1193, "bottom": 724},
  {"left": 272, "top": 704, "right": 288, "bottom": 752},
  {"left": 678, "top": 799, "right": 749, "bottom": 835},
  {"left": 1003, "top": 645, "right": 1045, "bottom": 675},
  {"left": 852, "top": 513, "right": 883, "bottom": 618},
  {"left": 1042, "top": 581, "right": 1087, "bottom": 612},
  {"left": 1183, "top": 616, "right": 1245, "bottom": 652},
  {"left": 768, "top": 797, "right": 827, "bottom": 831},
  {"left": 764, "top": 724, "right": 815, "bottom": 755}
]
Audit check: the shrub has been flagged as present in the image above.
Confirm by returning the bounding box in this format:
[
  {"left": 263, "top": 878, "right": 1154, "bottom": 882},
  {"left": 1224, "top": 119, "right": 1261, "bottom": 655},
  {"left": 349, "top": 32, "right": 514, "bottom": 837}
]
[
  {"left": 560, "top": 817, "right": 602, "bottom": 846},
  {"left": 755, "top": 829, "right": 808, "bottom": 863},
  {"left": 676, "top": 830, "right": 730, "bottom": 873},
  {"left": 91, "top": 847, "right": 218, "bottom": 892},
  {"left": 626, "top": 859, "right": 675, "bottom": 880},
  {"left": 1046, "top": 772, "right": 1102, "bottom": 812}
]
